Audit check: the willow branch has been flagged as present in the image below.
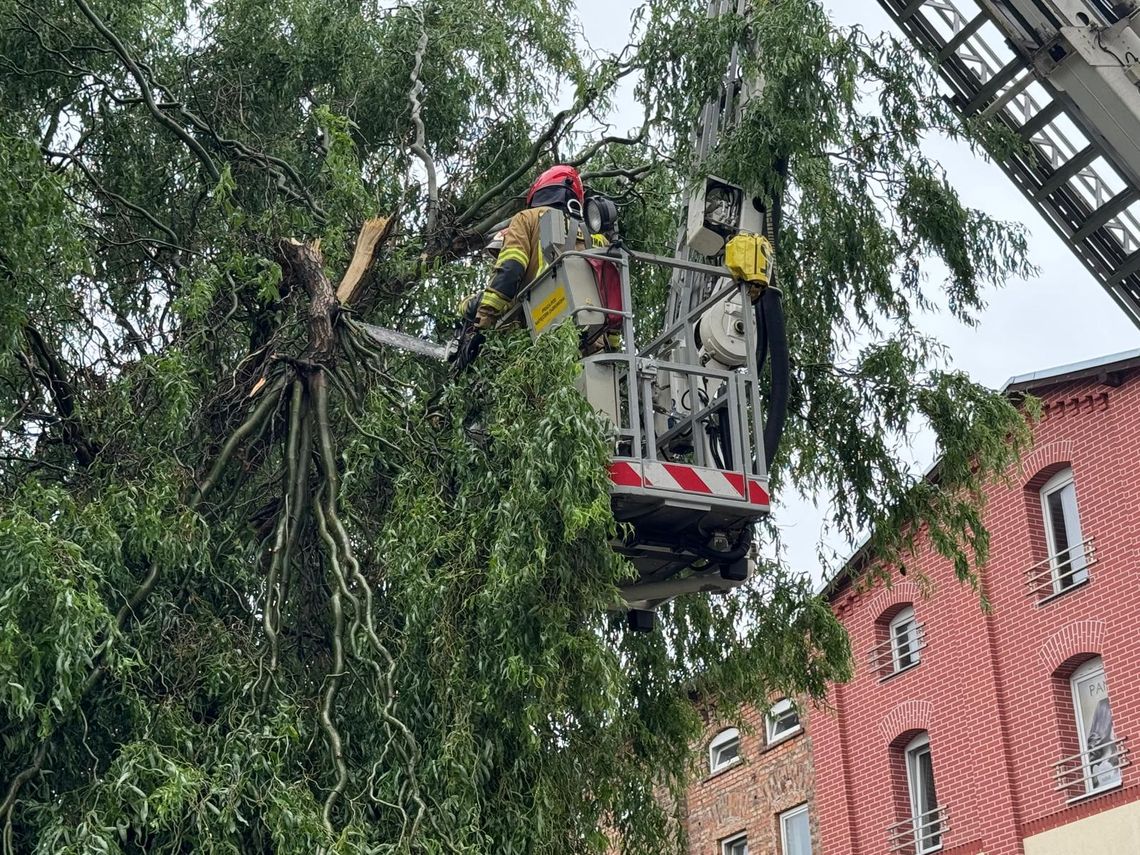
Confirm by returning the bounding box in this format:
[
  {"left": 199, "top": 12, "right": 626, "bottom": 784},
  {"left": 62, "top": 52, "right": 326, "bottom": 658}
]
[
  {"left": 0, "top": 742, "right": 46, "bottom": 849},
  {"left": 566, "top": 119, "right": 650, "bottom": 169},
  {"left": 452, "top": 104, "right": 582, "bottom": 227},
  {"left": 71, "top": 0, "right": 219, "bottom": 183},
  {"left": 192, "top": 375, "right": 287, "bottom": 508},
  {"left": 262, "top": 378, "right": 305, "bottom": 689},
  {"left": 43, "top": 148, "right": 181, "bottom": 245},
  {"left": 23, "top": 325, "right": 98, "bottom": 466},
  {"left": 407, "top": 24, "right": 438, "bottom": 237},
  {"left": 312, "top": 368, "right": 425, "bottom": 841},
  {"left": 313, "top": 491, "right": 348, "bottom": 834}
]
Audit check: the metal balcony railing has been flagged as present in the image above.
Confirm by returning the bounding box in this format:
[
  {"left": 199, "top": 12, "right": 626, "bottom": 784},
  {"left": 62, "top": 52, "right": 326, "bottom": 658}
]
[
  {"left": 887, "top": 805, "right": 948, "bottom": 854},
  {"left": 867, "top": 623, "right": 927, "bottom": 678},
  {"left": 1054, "top": 735, "right": 1129, "bottom": 799},
  {"left": 1025, "top": 537, "right": 1096, "bottom": 602}
]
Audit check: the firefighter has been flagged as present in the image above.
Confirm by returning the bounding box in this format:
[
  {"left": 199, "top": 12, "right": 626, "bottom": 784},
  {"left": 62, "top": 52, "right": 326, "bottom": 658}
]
[{"left": 454, "top": 164, "right": 605, "bottom": 368}]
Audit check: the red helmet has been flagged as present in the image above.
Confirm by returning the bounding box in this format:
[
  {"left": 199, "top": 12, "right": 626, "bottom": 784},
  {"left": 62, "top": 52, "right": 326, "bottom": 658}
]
[{"left": 526, "top": 164, "right": 584, "bottom": 206}]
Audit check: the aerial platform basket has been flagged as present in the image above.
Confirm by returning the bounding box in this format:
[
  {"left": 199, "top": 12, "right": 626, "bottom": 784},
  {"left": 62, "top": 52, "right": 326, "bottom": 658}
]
[{"left": 506, "top": 215, "right": 773, "bottom": 613}]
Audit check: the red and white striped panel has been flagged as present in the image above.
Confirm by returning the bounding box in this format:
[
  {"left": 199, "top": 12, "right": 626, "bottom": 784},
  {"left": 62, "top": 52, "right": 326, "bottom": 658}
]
[{"left": 609, "top": 460, "right": 769, "bottom": 506}]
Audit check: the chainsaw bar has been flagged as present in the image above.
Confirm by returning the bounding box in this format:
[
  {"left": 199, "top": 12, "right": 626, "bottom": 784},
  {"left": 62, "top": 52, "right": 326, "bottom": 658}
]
[{"left": 357, "top": 322, "right": 449, "bottom": 362}]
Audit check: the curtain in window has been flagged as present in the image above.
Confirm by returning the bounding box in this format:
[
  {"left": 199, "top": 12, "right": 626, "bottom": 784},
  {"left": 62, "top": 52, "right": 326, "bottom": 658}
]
[{"left": 781, "top": 809, "right": 811, "bottom": 855}]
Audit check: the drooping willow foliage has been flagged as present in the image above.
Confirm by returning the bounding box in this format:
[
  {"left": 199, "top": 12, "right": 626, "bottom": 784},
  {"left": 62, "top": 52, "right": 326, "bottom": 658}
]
[{"left": 1, "top": 0, "right": 1033, "bottom": 851}]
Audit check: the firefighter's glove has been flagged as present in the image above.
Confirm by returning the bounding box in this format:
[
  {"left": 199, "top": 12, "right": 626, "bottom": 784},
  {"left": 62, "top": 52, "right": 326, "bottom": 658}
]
[{"left": 474, "top": 303, "right": 501, "bottom": 330}]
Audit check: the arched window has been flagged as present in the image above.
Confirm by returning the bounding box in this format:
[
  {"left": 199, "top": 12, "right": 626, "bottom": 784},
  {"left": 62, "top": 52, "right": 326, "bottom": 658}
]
[
  {"left": 1040, "top": 468, "right": 1089, "bottom": 595},
  {"left": 709, "top": 727, "right": 741, "bottom": 773},
  {"left": 1065, "top": 657, "right": 1123, "bottom": 796},
  {"left": 888, "top": 607, "right": 921, "bottom": 672},
  {"left": 871, "top": 605, "right": 925, "bottom": 678},
  {"left": 903, "top": 733, "right": 942, "bottom": 854}
]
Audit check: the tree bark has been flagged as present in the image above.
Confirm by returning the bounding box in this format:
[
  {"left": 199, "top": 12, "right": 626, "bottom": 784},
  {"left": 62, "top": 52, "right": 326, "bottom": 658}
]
[{"left": 279, "top": 240, "right": 338, "bottom": 362}]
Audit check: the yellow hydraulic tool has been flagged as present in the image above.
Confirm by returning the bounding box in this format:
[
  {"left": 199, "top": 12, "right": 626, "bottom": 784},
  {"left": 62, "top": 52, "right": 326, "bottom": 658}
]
[{"left": 724, "top": 233, "right": 775, "bottom": 300}]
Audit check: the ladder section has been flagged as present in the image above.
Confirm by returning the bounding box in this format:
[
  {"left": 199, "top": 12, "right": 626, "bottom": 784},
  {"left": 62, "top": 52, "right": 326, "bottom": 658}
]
[
  {"left": 876, "top": 0, "right": 1140, "bottom": 328},
  {"left": 663, "top": 0, "right": 751, "bottom": 333}
]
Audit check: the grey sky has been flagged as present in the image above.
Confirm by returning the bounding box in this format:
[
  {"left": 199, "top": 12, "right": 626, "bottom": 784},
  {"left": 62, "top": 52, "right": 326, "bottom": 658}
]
[{"left": 576, "top": 0, "right": 1138, "bottom": 577}]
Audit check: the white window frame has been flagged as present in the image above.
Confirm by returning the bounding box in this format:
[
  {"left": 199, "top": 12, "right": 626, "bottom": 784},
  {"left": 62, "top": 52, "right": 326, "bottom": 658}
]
[
  {"left": 766, "top": 698, "right": 802, "bottom": 746},
  {"left": 709, "top": 727, "right": 741, "bottom": 774},
  {"left": 722, "top": 832, "right": 748, "bottom": 855},
  {"left": 1071, "top": 657, "right": 1122, "bottom": 796},
  {"left": 905, "top": 733, "right": 942, "bottom": 854},
  {"left": 888, "top": 606, "right": 920, "bottom": 673},
  {"left": 779, "top": 803, "right": 812, "bottom": 855},
  {"left": 1040, "top": 468, "right": 1089, "bottom": 594}
]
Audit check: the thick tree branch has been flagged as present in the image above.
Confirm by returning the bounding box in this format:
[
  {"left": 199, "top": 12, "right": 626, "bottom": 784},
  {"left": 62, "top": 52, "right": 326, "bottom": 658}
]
[
  {"left": 22, "top": 325, "right": 98, "bottom": 467},
  {"left": 279, "top": 240, "right": 338, "bottom": 361},
  {"left": 336, "top": 216, "right": 397, "bottom": 307}
]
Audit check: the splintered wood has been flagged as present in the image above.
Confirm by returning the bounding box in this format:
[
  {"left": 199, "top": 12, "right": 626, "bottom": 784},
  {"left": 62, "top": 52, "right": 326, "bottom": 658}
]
[{"left": 336, "top": 217, "right": 394, "bottom": 306}]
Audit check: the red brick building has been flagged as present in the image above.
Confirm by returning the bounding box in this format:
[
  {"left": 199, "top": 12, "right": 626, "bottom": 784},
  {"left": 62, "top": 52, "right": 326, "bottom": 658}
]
[
  {"left": 682, "top": 701, "right": 819, "bottom": 855},
  {"left": 812, "top": 349, "right": 1140, "bottom": 855}
]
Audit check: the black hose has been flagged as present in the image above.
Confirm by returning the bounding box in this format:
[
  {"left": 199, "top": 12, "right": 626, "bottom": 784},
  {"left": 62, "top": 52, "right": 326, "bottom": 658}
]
[
  {"left": 760, "top": 287, "right": 789, "bottom": 465},
  {"left": 758, "top": 155, "right": 790, "bottom": 465}
]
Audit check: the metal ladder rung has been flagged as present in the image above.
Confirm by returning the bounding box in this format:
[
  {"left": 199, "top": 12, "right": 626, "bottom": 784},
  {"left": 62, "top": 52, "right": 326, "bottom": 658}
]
[
  {"left": 897, "top": 0, "right": 928, "bottom": 24},
  {"left": 936, "top": 14, "right": 987, "bottom": 62},
  {"left": 1073, "top": 189, "right": 1137, "bottom": 242},
  {"left": 962, "top": 57, "right": 1025, "bottom": 116},
  {"left": 1018, "top": 99, "right": 1065, "bottom": 140},
  {"left": 1036, "top": 145, "right": 1098, "bottom": 200},
  {"left": 1109, "top": 248, "right": 1140, "bottom": 286}
]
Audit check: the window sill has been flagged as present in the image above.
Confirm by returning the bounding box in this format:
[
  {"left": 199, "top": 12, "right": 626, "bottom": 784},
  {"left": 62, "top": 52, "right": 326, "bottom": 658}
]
[
  {"left": 877, "top": 661, "right": 921, "bottom": 683},
  {"left": 764, "top": 726, "right": 802, "bottom": 750},
  {"left": 1065, "top": 779, "right": 1123, "bottom": 806},
  {"left": 705, "top": 757, "right": 744, "bottom": 781},
  {"left": 1035, "top": 575, "right": 1091, "bottom": 607}
]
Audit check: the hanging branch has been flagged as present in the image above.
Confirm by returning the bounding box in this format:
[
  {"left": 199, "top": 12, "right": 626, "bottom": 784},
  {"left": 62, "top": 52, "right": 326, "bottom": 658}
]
[
  {"left": 71, "top": 0, "right": 220, "bottom": 183},
  {"left": 0, "top": 210, "right": 431, "bottom": 846},
  {"left": 22, "top": 325, "right": 99, "bottom": 467},
  {"left": 407, "top": 18, "right": 439, "bottom": 238}
]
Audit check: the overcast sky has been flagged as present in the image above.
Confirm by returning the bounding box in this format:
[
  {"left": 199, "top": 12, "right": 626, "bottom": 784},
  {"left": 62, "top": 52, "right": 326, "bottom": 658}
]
[{"left": 576, "top": 0, "right": 1139, "bottom": 578}]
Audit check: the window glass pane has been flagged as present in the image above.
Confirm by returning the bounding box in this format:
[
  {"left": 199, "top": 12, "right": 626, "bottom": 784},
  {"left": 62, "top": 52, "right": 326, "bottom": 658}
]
[
  {"left": 710, "top": 729, "right": 741, "bottom": 771},
  {"left": 1072, "top": 663, "right": 1122, "bottom": 791},
  {"left": 907, "top": 741, "right": 941, "bottom": 852},
  {"left": 781, "top": 807, "right": 811, "bottom": 855},
  {"left": 1047, "top": 488, "right": 1071, "bottom": 559},
  {"left": 1059, "top": 484, "right": 1088, "bottom": 585},
  {"left": 1044, "top": 478, "right": 1088, "bottom": 590},
  {"left": 893, "top": 620, "right": 914, "bottom": 668},
  {"left": 724, "top": 835, "right": 748, "bottom": 855},
  {"left": 890, "top": 609, "right": 919, "bottom": 671},
  {"left": 715, "top": 740, "right": 740, "bottom": 767},
  {"left": 768, "top": 700, "right": 800, "bottom": 741},
  {"left": 917, "top": 750, "right": 938, "bottom": 815}
]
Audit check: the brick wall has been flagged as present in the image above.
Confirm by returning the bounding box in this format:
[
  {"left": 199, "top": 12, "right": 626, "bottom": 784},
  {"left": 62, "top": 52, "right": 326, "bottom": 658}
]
[
  {"left": 682, "top": 703, "right": 818, "bottom": 854},
  {"left": 811, "top": 363, "right": 1140, "bottom": 855}
]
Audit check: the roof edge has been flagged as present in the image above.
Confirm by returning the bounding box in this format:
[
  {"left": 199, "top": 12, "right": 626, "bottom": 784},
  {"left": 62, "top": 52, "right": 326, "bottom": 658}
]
[
  {"left": 818, "top": 347, "right": 1140, "bottom": 600},
  {"left": 1001, "top": 347, "right": 1140, "bottom": 394}
]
